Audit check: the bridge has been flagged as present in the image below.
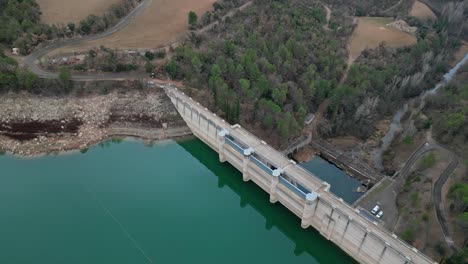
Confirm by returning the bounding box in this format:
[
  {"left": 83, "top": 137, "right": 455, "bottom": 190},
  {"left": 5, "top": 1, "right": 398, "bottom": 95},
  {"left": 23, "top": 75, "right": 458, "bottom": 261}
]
[{"left": 161, "top": 84, "right": 436, "bottom": 264}]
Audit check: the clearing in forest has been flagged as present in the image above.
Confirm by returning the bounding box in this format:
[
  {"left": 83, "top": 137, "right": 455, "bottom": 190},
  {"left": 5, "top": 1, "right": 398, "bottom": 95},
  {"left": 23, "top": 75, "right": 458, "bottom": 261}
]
[
  {"left": 52, "top": 0, "right": 217, "bottom": 53},
  {"left": 409, "top": 1, "right": 437, "bottom": 20},
  {"left": 37, "top": 0, "right": 121, "bottom": 24},
  {"left": 348, "top": 17, "right": 417, "bottom": 63}
]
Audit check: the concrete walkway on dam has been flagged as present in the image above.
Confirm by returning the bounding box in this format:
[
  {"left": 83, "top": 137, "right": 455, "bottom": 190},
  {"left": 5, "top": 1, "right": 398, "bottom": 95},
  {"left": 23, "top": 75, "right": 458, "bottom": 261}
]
[{"left": 161, "top": 83, "right": 437, "bottom": 264}]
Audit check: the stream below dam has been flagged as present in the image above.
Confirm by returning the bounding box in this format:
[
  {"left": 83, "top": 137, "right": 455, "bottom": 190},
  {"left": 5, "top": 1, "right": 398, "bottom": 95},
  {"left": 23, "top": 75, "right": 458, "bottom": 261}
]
[
  {"left": 0, "top": 139, "right": 355, "bottom": 264},
  {"left": 372, "top": 53, "right": 468, "bottom": 170}
]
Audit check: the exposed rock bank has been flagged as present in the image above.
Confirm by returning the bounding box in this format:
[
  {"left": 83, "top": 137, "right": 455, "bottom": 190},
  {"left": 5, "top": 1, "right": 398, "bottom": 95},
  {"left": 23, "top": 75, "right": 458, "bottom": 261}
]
[{"left": 0, "top": 90, "right": 190, "bottom": 156}]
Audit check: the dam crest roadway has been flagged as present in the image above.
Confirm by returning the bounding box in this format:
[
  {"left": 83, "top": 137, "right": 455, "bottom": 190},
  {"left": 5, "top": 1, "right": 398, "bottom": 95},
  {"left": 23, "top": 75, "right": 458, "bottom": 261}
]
[{"left": 161, "top": 83, "right": 437, "bottom": 264}]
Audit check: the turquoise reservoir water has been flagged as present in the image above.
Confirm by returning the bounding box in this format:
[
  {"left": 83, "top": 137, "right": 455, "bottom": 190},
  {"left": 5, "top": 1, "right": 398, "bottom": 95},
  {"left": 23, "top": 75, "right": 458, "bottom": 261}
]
[
  {"left": 301, "top": 157, "right": 363, "bottom": 204},
  {"left": 0, "top": 139, "right": 355, "bottom": 264}
]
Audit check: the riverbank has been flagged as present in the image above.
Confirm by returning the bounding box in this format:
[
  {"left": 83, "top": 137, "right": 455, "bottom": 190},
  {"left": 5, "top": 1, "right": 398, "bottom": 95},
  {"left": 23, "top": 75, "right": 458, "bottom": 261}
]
[{"left": 0, "top": 89, "right": 191, "bottom": 157}]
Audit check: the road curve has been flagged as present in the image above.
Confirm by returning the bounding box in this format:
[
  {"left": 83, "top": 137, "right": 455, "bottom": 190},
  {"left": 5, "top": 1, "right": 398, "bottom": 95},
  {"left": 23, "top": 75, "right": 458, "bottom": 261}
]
[
  {"left": 23, "top": 0, "right": 152, "bottom": 81},
  {"left": 24, "top": 0, "right": 255, "bottom": 81},
  {"left": 433, "top": 153, "right": 459, "bottom": 252}
]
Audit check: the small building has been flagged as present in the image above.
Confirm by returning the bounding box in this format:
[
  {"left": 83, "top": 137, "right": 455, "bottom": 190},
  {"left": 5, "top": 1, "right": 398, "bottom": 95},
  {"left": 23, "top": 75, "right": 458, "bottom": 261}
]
[
  {"left": 304, "top": 113, "right": 315, "bottom": 125},
  {"left": 12, "top": 48, "right": 19, "bottom": 55}
]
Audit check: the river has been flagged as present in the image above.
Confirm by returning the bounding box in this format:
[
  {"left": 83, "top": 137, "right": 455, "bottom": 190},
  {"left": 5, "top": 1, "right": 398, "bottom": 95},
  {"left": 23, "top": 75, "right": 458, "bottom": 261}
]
[
  {"left": 372, "top": 53, "right": 468, "bottom": 170},
  {"left": 0, "top": 139, "right": 355, "bottom": 264}
]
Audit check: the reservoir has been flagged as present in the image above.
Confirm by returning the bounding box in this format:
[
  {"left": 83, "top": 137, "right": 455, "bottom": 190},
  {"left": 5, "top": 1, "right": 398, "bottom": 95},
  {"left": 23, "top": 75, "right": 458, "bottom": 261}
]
[{"left": 0, "top": 139, "right": 355, "bottom": 264}]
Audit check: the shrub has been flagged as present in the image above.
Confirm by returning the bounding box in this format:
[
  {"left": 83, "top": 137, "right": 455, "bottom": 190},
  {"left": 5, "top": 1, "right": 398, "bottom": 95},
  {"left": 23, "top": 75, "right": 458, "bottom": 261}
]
[
  {"left": 145, "top": 61, "right": 154, "bottom": 73},
  {"left": 403, "top": 178, "right": 412, "bottom": 192},
  {"left": 401, "top": 228, "right": 415, "bottom": 243},
  {"left": 144, "top": 51, "right": 154, "bottom": 60},
  {"left": 410, "top": 192, "right": 420, "bottom": 206},
  {"left": 402, "top": 135, "right": 413, "bottom": 145},
  {"left": 422, "top": 213, "right": 429, "bottom": 221},
  {"left": 419, "top": 152, "right": 436, "bottom": 170},
  {"left": 188, "top": 11, "right": 198, "bottom": 29},
  {"left": 155, "top": 50, "right": 166, "bottom": 59},
  {"left": 434, "top": 241, "right": 446, "bottom": 256}
]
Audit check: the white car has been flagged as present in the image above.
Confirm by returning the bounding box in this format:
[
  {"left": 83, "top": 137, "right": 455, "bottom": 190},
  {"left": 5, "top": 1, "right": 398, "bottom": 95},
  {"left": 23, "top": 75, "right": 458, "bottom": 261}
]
[
  {"left": 376, "top": 211, "right": 384, "bottom": 219},
  {"left": 371, "top": 205, "right": 380, "bottom": 215}
]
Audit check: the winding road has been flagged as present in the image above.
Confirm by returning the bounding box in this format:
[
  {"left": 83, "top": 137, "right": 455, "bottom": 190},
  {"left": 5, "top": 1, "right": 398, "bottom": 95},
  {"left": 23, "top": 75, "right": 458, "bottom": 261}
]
[
  {"left": 23, "top": 0, "right": 254, "bottom": 81},
  {"left": 23, "top": 0, "right": 152, "bottom": 80},
  {"left": 434, "top": 154, "right": 459, "bottom": 252},
  {"left": 393, "top": 137, "right": 459, "bottom": 252}
]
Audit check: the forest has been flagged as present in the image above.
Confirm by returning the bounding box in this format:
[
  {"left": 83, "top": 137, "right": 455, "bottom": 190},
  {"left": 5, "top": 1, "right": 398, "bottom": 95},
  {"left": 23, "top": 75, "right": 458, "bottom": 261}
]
[
  {"left": 167, "top": 0, "right": 351, "bottom": 145},
  {"left": 166, "top": 0, "right": 466, "bottom": 146}
]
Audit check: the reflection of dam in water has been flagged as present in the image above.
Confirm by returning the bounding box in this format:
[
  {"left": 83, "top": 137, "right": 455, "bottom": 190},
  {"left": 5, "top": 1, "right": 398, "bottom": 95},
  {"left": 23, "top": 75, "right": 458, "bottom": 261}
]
[
  {"left": 0, "top": 140, "right": 355, "bottom": 263},
  {"left": 165, "top": 85, "right": 437, "bottom": 264},
  {"left": 300, "top": 156, "right": 363, "bottom": 204}
]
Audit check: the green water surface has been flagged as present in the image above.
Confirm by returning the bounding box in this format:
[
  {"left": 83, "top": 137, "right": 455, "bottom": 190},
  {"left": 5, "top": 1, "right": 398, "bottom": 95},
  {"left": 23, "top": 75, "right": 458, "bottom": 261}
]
[{"left": 0, "top": 139, "right": 355, "bottom": 264}]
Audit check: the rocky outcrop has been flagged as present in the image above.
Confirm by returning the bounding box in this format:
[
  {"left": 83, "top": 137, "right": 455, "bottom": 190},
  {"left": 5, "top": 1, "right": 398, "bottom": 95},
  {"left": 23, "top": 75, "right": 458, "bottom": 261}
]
[{"left": 387, "top": 20, "right": 418, "bottom": 35}]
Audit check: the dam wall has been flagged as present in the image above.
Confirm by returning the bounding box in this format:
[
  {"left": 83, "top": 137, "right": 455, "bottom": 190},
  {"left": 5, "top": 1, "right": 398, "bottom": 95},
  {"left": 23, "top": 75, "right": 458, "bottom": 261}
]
[{"left": 163, "top": 85, "right": 436, "bottom": 264}]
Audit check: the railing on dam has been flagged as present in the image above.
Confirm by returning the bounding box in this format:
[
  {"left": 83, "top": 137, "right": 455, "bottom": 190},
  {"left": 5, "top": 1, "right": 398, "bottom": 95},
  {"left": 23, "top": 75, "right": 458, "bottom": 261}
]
[
  {"left": 162, "top": 84, "right": 437, "bottom": 264},
  {"left": 279, "top": 176, "right": 308, "bottom": 199}
]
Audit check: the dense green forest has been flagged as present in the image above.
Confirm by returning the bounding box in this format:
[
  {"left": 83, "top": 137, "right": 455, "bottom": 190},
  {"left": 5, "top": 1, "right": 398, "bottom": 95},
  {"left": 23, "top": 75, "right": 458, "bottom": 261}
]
[
  {"left": 166, "top": 0, "right": 466, "bottom": 145},
  {"left": 0, "top": 0, "right": 44, "bottom": 52},
  {"left": 167, "top": 0, "right": 351, "bottom": 144}
]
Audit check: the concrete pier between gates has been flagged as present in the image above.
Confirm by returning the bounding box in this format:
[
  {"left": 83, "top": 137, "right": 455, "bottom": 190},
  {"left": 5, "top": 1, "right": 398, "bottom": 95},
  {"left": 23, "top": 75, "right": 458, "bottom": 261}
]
[{"left": 162, "top": 84, "right": 437, "bottom": 264}]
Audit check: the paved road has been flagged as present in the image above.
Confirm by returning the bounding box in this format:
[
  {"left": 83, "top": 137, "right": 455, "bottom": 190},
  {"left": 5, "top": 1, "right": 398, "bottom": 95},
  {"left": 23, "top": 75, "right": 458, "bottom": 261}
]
[
  {"left": 23, "top": 0, "right": 152, "bottom": 80},
  {"left": 357, "top": 141, "right": 437, "bottom": 229},
  {"left": 433, "top": 152, "right": 459, "bottom": 253},
  {"left": 394, "top": 142, "right": 435, "bottom": 179},
  {"left": 23, "top": 0, "right": 254, "bottom": 81}
]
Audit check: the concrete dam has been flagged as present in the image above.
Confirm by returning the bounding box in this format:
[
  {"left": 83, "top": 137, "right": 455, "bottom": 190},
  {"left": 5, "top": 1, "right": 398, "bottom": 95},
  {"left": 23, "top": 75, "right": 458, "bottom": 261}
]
[{"left": 162, "top": 84, "right": 436, "bottom": 264}]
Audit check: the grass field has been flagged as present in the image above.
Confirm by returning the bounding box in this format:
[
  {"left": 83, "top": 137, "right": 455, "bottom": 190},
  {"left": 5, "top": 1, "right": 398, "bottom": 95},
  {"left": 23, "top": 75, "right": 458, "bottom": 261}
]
[
  {"left": 409, "top": 1, "right": 437, "bottom": 20},
  {"left": 51, "top": 0, "right": 217, "bottom": 53},
  {"left": 37, "top": 0, "right": 121, "bottom": 24},
  {"left": 348, "top": 17, "right": 417, "bottom": 63}
]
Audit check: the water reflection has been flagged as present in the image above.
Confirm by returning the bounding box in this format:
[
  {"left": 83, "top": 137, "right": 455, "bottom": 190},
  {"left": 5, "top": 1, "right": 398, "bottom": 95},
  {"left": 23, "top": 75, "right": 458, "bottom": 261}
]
[{"left": 178, "top": 139, "right": 356, "bottom": 263}]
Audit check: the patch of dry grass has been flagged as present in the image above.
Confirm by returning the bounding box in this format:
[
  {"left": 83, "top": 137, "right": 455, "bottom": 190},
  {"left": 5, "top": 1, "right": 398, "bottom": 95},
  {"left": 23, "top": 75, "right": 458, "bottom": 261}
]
[
  {"left": 37, "top": 0, "right": 121, "bottom": 24},
  {"left": 52, "top": 0, "right": 217, "bottom": 53},
  {"left": 348, "top": 17, "right": 417, "bottom": 63},
  {"left": 409, "top": 1, "right": 437, "bottom": 20}
]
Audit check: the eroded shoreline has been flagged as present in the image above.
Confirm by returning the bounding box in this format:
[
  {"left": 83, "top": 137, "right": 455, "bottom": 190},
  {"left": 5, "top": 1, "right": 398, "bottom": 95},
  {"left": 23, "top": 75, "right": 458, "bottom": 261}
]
[{"left": 0, "top": 89, "right": 191, "bottom": 157}]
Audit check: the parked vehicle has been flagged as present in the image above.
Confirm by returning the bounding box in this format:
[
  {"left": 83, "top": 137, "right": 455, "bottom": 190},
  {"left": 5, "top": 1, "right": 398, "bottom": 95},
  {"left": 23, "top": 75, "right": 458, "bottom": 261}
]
[
  {"left": 371, "top": 205, "right": 380, "bottom": 214},
  {"left": 376, "top": 211, "right": 384, "bottom": 219}
]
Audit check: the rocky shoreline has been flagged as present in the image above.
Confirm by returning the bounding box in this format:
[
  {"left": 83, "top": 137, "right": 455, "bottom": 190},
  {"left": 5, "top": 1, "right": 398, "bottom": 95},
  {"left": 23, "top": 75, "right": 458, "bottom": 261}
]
[{"left": 0, "top": 90, "right": 191, "bottom": 157}]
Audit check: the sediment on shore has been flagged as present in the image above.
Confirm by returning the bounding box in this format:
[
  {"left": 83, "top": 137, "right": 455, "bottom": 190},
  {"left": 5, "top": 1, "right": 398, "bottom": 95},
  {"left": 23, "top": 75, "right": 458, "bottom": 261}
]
[{"left": 0, "top": 89, "right": 191, "bottom": 156}]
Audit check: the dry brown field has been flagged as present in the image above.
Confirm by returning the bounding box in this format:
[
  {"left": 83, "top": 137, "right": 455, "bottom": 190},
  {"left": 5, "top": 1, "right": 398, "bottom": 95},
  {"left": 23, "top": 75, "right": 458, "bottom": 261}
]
[
  {"left": 52, "top": 0, "right": 217, "bottom": 54},
  {"left": 409, "top": 1, "right": 437, "bottom": 20},
  {"left": 37, "top": 0, "right": 121, "bottom": 24},
  {"left": 348, "top": 17, "right": 417, "bottom": 63}
]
